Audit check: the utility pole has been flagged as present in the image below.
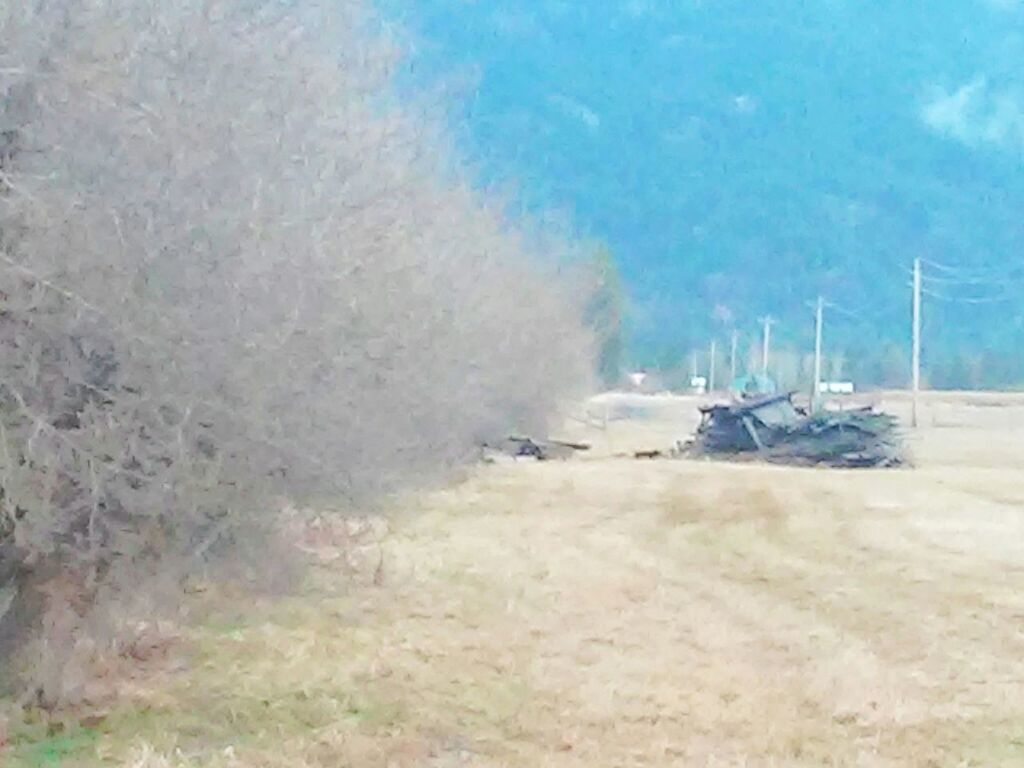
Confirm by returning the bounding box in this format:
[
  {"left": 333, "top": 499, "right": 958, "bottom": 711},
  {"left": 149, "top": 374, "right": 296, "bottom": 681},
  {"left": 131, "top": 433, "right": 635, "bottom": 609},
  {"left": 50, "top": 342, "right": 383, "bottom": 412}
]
[
  {"left": 812, "top": 295, "right": 823, "bottom": 412},
  {"left": 729, "top": 330, "right": 738, "bottom": 385},
  {"left": 709, "top": 339, "right": 717, "bottom": 393},
  {"left": 759, "top": 316, "right": 773, "bottom": 377},
  {"left": 690, "top": 350, "right": 698, "bottom": 381},
  {"left": 912, "top": 257, "right": 921, "bottom": 428}
]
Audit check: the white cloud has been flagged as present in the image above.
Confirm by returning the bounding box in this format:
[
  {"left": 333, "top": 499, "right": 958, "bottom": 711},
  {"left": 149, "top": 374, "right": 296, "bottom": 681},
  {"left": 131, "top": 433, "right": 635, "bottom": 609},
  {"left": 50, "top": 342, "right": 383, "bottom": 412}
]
[
  {"left": 922, "top": 78, "right": 1024, "bottom": 152},
  {"left": 732, "top": 94, "right": 757, "bottom": 115},
  {"left": 549, "top": 93, "right": 601, "bottom": 131}
]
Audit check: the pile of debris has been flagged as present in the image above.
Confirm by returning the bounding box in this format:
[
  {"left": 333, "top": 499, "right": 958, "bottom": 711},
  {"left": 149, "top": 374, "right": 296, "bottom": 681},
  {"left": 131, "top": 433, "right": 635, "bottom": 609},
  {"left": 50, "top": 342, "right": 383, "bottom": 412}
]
[
  {"left": 483, "top": 436, "right": 591, "bottom": 462},
  {"left": 686, "top": 393, "right": 905, "bottom": 468}
]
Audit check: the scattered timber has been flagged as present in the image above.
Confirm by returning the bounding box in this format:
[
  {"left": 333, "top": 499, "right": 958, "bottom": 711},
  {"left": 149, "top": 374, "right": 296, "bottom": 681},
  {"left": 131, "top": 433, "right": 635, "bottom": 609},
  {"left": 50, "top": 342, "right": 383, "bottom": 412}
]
[
  {"left": 634, "top": 449, "right": 664, "bottom": 459},
  {"left": 483, "top": 436, "right": 592, "bottom": 462},
  {"left": 685, "top": 393, "right": 905, "bottom": 468}
]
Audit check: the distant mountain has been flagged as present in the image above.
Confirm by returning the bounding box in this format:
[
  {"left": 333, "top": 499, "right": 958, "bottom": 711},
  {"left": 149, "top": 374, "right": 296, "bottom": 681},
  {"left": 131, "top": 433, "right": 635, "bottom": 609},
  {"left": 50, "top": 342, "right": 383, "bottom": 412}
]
[{"left": 381, "top": 0, "right": 1024, "bottom": 388}]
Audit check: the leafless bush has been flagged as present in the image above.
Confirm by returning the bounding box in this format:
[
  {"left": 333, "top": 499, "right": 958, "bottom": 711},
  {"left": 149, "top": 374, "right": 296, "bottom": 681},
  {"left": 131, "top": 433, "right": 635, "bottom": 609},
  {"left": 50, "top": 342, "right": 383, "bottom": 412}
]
[{"left": 0, "top": 0, "right": 592, "bottom": 701}]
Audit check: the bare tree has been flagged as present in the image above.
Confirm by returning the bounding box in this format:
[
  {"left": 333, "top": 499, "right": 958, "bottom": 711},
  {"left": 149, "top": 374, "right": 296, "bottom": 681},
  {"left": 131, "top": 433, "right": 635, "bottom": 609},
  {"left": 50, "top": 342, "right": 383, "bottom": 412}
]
[{"left": 0, "top": 0, "right": 592, "bottom": 700}]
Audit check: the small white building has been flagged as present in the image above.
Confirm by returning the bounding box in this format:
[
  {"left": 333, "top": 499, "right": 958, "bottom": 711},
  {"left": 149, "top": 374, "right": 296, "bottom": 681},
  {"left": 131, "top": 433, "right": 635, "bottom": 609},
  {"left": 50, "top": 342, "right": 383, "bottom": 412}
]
[
  {"left": 627, "top": 371, "right": 648, "bottom": 390},
  {"left": 818, "top": 381, "right": 855, "bottom": 395}
]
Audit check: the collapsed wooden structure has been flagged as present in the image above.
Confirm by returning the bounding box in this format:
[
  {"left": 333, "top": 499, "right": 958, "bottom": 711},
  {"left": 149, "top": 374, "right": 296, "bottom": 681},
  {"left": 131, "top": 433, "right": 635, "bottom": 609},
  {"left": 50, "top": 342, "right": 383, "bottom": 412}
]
[{"left": 689, "top": 393, "right": 904, "bottom": 468}]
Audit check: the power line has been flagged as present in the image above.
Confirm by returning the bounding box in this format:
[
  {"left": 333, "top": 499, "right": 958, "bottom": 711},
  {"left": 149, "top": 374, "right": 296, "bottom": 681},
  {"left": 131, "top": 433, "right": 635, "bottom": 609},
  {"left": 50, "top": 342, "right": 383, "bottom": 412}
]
[
  {"left": 822, "top": 299, "right": 869, "bottom": 322},
  {"left": 901, "top": 264, "right": 1014, "bottom": 287},
  {"left": 729, "top": 329, "right": 738, "bottom": 383},
  {"left": 920, "top": 258, "right": 1007, "bottom": 281},
  {"left": 904, "top": 280, "right": 1013, "bottom": 304},
  {"left": 917, "top": 274, "right": 1011, "bottom": 290},
  {"left": 921, "top": 257, "right": 991, "bottom": 274},
  {"left": 920, "top": 287, "right": 1014, "bottom": 305},
  {"left": 757, "top": 316, "right": 774, "bottom": 376},
  {"left": 912, "top": 258, "right": 921, "bottom": 428},
  {"left": 812, "top": 295, "right": 823, "bottom": 412}
]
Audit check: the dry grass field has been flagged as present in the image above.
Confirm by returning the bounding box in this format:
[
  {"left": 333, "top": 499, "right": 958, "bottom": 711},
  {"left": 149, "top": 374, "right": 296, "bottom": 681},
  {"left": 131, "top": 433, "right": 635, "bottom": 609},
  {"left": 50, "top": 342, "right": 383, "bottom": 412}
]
[{"left": 5, "top": 391, "right": 1024, "bottom": 767}]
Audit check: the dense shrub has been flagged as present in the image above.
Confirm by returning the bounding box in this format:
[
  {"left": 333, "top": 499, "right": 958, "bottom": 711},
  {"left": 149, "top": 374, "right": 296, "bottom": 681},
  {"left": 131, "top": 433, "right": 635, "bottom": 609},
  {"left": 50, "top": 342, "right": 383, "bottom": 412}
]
[{"left": 0, "top": 0, "right": 592, "bottom": 700}]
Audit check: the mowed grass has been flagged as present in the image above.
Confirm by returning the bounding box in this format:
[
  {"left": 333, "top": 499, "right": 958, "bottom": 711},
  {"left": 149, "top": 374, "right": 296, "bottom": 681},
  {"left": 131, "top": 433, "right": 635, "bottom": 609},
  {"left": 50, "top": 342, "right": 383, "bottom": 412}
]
[{"left": 5, "top": 392, "right": 1024, "bottom": 767}]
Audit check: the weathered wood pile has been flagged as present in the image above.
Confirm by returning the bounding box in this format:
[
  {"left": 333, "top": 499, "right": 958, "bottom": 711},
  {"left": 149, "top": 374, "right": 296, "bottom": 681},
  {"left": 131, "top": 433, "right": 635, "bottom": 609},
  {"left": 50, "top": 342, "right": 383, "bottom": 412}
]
[
  {"left": 688, "top": 393, "right": 905, "bottom": 468},
  {"left": 483, "top": 436, "right": 591, "bottom": 462}
]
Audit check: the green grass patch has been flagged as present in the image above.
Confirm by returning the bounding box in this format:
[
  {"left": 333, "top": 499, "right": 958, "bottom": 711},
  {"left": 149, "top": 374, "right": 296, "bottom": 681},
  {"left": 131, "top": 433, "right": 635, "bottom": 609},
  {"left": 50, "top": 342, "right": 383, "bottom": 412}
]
[{"left": 7, "top": 723, "right": 98, "bottom": 768}]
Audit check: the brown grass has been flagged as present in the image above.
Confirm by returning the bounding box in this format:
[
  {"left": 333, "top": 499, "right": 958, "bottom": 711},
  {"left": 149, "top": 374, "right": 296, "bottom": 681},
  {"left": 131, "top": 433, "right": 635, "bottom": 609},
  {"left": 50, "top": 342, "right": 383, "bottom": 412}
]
[
  {"left": 660, "top": 476, "right": 789, "bottom": 528},
  {"left": 6, "top": 391, "right": 1024, "bottom": 767}
]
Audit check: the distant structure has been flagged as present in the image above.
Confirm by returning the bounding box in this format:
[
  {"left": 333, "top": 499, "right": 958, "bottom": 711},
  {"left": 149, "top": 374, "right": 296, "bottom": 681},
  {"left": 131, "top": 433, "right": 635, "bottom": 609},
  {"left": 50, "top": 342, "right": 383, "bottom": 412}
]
[
  {"left": 819, "top": 381, "right": 855, "bottom": 395},
  {"left": 627, "top": 371, "right": 648, "bottom": 390},
  {"left": 689, "top": 376, "right": 708, "bottom": 395},
  {"left": 730, "top": 373, "right": 777, "bottom": 398}
]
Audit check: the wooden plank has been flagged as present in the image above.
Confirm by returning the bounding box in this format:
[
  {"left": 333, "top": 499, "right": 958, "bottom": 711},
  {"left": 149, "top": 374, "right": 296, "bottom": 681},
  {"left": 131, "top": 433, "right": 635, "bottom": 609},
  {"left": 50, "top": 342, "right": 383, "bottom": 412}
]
[{"left": 741, "top": 415, "right": 766, "bottom": 453}]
